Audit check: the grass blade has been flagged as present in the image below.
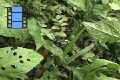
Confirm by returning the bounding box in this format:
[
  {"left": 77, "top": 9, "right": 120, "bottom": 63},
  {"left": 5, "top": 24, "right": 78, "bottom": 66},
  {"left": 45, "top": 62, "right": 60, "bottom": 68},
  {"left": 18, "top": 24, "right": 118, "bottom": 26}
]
[
  {"left": 65, "top": 43, "right": 94, "bottom": 64},
  {"left": 63, "top": 28, "right": 85, "bottom": 56}
]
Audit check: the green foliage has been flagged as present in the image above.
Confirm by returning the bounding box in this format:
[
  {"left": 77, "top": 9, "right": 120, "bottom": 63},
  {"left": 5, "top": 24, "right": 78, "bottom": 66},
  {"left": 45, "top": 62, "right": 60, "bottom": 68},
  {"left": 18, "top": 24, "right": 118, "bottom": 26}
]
[
  {"left": 68, "top": 0, "right": 86, "bottom": 11},
  {"left": 0, "top": 47, "right": 43, "bottom": 79},
  {"left": 109, "top": 3, "right": 120, "bottom": 10},
  {"left": 63, "top": 28, "right": 85, "bottom": 56},
  {"left": 94, "top": 74, "right": 119, "bottom": 80},
  {"left": 0, "top": 0, "right": 120, "bottom": 80},
  {"left": 65, "top": 43, "right": 94, "bottom": 64},
  {"left": 0, "top": 0, "right": 31, "bottom": 40},
  {"left": 43, "top": 41, "right": 63, "bottom": 60},
  {"left": 83, "top": 20, "right": 120, "bottom": 43},
  {"left": 28, "top": 18, "right": 44, "bottom": 50}
]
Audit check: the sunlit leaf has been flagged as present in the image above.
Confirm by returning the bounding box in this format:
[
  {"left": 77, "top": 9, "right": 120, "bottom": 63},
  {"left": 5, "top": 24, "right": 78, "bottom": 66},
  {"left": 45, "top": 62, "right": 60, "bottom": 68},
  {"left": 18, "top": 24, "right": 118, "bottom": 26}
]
[
  {"left": 68, "top": 0, "right": 86, "bottom": 11},
  {"left": 44, "top": 41, "right": 63, "bottom": 59},
  {"left": 28, "top": 18, "right": 44, "bottom": 50},
  {"left": 109, "top": 3, "right": 120, "bottom": 10},
  {"left": 0, "top": 47, "right": 43, "bottom": 79},
  {"left": 83, "top": 20, "right": 120, "bottom": 43}
]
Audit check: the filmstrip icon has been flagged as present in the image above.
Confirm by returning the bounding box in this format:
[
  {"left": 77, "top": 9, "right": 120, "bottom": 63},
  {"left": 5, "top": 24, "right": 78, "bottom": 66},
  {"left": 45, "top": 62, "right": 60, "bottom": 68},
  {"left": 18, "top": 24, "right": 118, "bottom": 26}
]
[{"left": 7, "top": 7, "right": 27, "bottom": 29}]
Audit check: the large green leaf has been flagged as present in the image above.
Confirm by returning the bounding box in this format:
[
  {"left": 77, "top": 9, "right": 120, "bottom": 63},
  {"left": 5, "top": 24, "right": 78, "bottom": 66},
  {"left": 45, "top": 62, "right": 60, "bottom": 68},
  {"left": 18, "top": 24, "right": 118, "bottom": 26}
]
[
  {"left": 80, "top": 59, "right": 120, "bottom": 80},
  {"left": 113, "top": 0, "right": 120, "bottom": 5},
  {"left": 83, "top": 20, "right": 120, "bottom": 43},
  {"left": 101, "top": 0, "right": 109, "bottom": 4},
  {"left": 28, "top": 18, "right": 44, "bottom": 50},
  {"left": 0, "top": 76, "right": 10, "bottom": 80},
  {"left": 0, "top": 47, "right": 43, "bottom": 79},
  {"left": 81, "top": 59, "right": 120, "bottom": 73},
  {"left": 66, "top": 59, "right": 120, "bottom": 80},
  {"left": 108, "top": 3, "right": 120, "bottom": 10},
  {"left": 43, "top": 41, "right": 63, "bottom": 60},
  {"left": 65, "top": 66, "right": 84, "bottom": 80},
  {"left": 0, "top": 1, "right": 31, "bottom": 40},
  {"left": 94, "top": 74, "right": 119, "bottom": 80},
  {"left": 67, "top": 0, "right": 86, "bottom": 11}
]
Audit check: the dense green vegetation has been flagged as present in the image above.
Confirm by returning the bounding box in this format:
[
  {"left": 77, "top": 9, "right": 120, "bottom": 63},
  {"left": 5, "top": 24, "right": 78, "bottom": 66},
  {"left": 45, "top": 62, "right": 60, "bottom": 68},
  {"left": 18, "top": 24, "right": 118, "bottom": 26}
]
[{"left": 0, "top": 0, "right": 120, "bottom": 80}]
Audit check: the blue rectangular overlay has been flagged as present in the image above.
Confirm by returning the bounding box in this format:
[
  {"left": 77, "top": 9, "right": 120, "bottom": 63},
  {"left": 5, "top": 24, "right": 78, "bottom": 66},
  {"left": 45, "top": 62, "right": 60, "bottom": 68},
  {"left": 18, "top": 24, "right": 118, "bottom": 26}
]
[
  {"left": 12, "top": 22, "right": 22, "bottom": 28},
  {"left": 7, "top": 7, "right": 27, "bottom": 29},
  {"left": 12, "top": 13, "right": 22, "bottom": 21},
  {"left": 12, "top": 7, "right": 22, "bottom": 12},
  {"left": 11, "top": 7, "right": 22, "bottom": 28}
]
